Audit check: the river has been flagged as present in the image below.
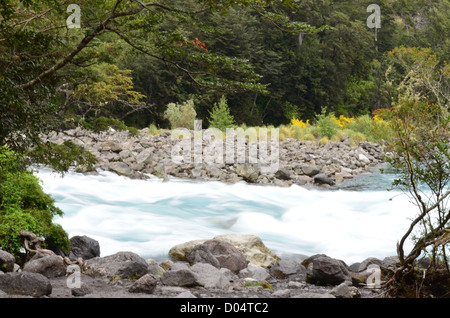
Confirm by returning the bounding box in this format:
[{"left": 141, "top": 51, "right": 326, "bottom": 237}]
[{"left": 35, "top": 163, "right": 414, "bottom": 265}]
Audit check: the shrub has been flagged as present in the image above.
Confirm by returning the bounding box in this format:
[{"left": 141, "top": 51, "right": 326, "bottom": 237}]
[
  {"left": 318, "top": 136, "right": 329, "bottom": 145},
  {"left": 346, "top": 115, "right": 375, "bottom": 140},
  {"left": 164, "top": 99, "right": 197, "bottom": 130},
  {"left": 316, "top": 107, "right": 340, "bottom": 138},
  {"left": 88, "top": 116, "right": 139, "bottom": 136},
  {"left": 0, "top": 147, "right": 70, "bottom": 259},
  {"left": 209, "top": 96, "right": 236, "bottom": 132}
]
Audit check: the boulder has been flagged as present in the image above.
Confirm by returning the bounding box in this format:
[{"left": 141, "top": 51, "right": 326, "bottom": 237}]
[
  {"left": 301, "top": 164, "right": 320, "bottom": 177},
  {"left": 146, "top": 259, "right": 166, "bottom": 277},
  {"left": 202, "top": 239, "right": 249, "bottom": 274},
  {"left": 356, "top": 257, "right": 382, "bottom": 272},
  {"left": 313, "top": 173, "right": 335, "bottom": 186},
  {"left": 71, "top": 283, "right": 92, "bottom": 297},
  {"left": 213, "top": 234, "right": 280, "bottom": 268},
  {"left": 0, "top": 272, "right": 52, "bottom": 297},
  {"left": 69, "top": 235, "right": 100, "bottom": 261},
  {"left": 239, "top": 264, "right": 271, "bottom": 281},
  {"left": 186, "top": 244, "right": 221, "bottom": 269},
  {"left": 270, "top": 259, "right": 306, "bottom": 280},
  {"left": 303, "top": 254, "right": 351, "bottom": 286},
  {"left": 190, "top": 263, "right": 236, "bottom": 289},
  {"left": 274, "top": 169, "right": 291, "bottom": 180},
  {"left": 128, "top": 274, "right": 158, "bottom": 294},
  {"left": 0, "top": 250, "right": 15, "bottom": 273},
  {"left": 235, "top": 164, "right": 260, "bottom": 183},
  {"left": 161, "top": 268, "right": 201, "bottom": 287},
  {"left": 108, "top": 162, "right": 134, "bottom": 178},
  {"left": 83, "top": 251, "right": 149, "bottom": 280},
  {"left": 329, "top": 282, "right": 361, "bottom": 298},
  {"left": 23, "top": 255, "right": 66, "bottom": 278},
  {"left": 168, "top": 239, "right": 206, "bottom": 261}
]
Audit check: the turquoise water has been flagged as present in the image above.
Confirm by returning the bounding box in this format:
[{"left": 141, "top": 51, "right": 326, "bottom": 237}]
[{"left": 35, "top": 164, "right": 414, "bottom": 265}]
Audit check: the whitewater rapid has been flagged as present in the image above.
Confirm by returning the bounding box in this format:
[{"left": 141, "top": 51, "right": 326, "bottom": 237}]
[{"left": 35, "top": 167, "right": 414, "bottom": 265}]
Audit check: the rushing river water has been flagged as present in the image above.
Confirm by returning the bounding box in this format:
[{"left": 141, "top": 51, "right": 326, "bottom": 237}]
[{"left": 35, "top": 164, "right": 414, "bottom": 265}]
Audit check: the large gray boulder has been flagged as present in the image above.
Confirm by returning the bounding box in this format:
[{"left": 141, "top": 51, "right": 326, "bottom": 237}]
[
  {"left": 161, "top": 268, "right": 201, "bottom": 287},
  {"left": 69, "top": 235, "right": 100, "bottom": 260},
  {"left": 190, "top": 263, "right": 236, "bottom": 289},
  {"left": 202, "top": 239, "right": 249, "bottom": 274},
  {"left": 108, "top": 162, "right": 134, "bottom": 177},
  {"left": 235, "top": 164, "right": 260, "bottom": 183},
  {"left": 303, "top": 254, "right": 351, "bottom": 286},
  {"left": 0, "top": 272, "right": 52, "bottom": 297},
  {"left": 128, "top": 274, "right": 158, "bottom": 294},
  {"left": 23, "top": 255, "right": 66, "bottom": 278},
  {"left": 270, "top": 259, "right": 306, "bottom": 280},
  {"left": 83, "top": 251, "right": 149, "bottom": 280},
  {"left": 213, "top": 234, "right": 280, "bottom": 268},
  {"left": 168, "top": 239, "right": 206, "bottom": 262},
  {"left": 313, "top": 173, "right": 335, "bottom": 186},
  {"left": 186, "top": 244, "right": 221, "bottom": 269},
  {"left": 0, "top": 250, "right": 15, "bottom": 273}
]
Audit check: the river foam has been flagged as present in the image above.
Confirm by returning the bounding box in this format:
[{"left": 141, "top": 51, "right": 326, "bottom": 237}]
[{"left": 35, "top": 167, "right": 414, "bottom": 265}]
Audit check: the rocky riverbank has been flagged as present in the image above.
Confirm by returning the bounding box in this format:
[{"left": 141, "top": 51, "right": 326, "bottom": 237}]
[
  {"left": 43, "top": 127, "right": 388, "bottom": 187},
  {"left": 0, "top": 234, "right": 407, "bottom": 299}
]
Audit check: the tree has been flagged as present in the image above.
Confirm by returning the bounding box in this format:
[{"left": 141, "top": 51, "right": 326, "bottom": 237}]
[
  {"left": 384, "top": 48, "right": 449, "bottom": 297},
  {"left": 208, "top": 95, "right": 236, "bottom": 131},
  {"left": 0, "top": 0, "right": 323, "bottom": 158}
]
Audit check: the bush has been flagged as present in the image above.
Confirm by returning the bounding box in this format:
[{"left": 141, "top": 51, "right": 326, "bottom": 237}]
[
  {"left": 316, "top": 107, "right": 340, "bottom": 138},
  {"left": 164, "top": 99, "right": 197, "bottom": 130},
  {"left": 0, "top": 146, "right": 70, "bottom": 259},
  {"left": 209, "top": 96, "right": 236, "bottom": 132},
  {"left": 90, "top": 117, "right": 139, "bottom": 136}
]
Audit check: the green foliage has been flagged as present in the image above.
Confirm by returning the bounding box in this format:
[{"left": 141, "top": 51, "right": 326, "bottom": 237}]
[
  {"left": 88, "top": 117, "right": 139, "bottom": 136},
  {"left": 315, "top": 108, "right": 340, "bottom": 139},
  {"left": 0, "top": 146, "right": 70, "bottom": 258},
  {"left": 208, "top": 95, "right": 236, "bottom": 131},
  {"left": 164, "top": 99, "right": 197, "bottom": 129}
]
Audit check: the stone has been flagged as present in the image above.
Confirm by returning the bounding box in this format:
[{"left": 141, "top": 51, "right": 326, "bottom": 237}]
[
  {"left": 0, "top": 272, "right": 52, "bottom": 297},
  {"left": 202, "top": 239, "right": 249, "bottom": 274},
  {"left": 239, "top": 264, "right": 271, "bottom": 281},
  {"left": 301, "top": 164, "right": 320, "bottom": 177},
  {"left": 174, "top": 291, "right": 197, "bottom": 298},
  {"left": 274, "top": 169, "right": 291, "bottom": 180},
  {"left": 186, "top": 244, "right": 221, "bottom": 269},
  {"left": 83, "top": 251, "right": 149, "bottom": 280},
  {"left": 146, "top": 259, "right": 166, "bottom": 277},
  {"left": 71, "top": 283, "right": 92, "bottom": 297},
  {"left": 303, "top": 254, "right": 351, "bottom": 286},
  {"left": 69, "top": 235, "right": 100, "bottom": 261},
  {"left": 23, "top": 255, "right": 66, "bottom": 278},
  {"left": 108, "top": 162, "right": 134, "bottom": 178},
  {"left": 161, "top": 268, "right": 201, "bottom": 287},
  {"left": 168, "top": 240, "right": 206, "bottom": 262},
  {"left": 128, "top": 274, "right": 158, "bottom": 294},
  {"left": 190, "top": 263, "right": 235, "bottom": 289},
  {"left": 0, "top": 250, "right": 15, "bottom": 273},
  {"left": 291, "top": 292, "right": 335, "bottom": 298},
  {"left": 235, "top": 163, "right": 260, "bottom": 183},
  {"left": 213, "top": 234, "right": 280, "bottom": 268},
  {"left": 270, "top": 259, "right": 306, "bottom": 280},
  {"left": 329, "top": 282, "right": 361, "bottom": 298},
  {"left": 313, "top": 173, "right": 335, "bottom": 186},
  {"left": 357, "top": 257, "right": 382, "bottom": 272}
]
